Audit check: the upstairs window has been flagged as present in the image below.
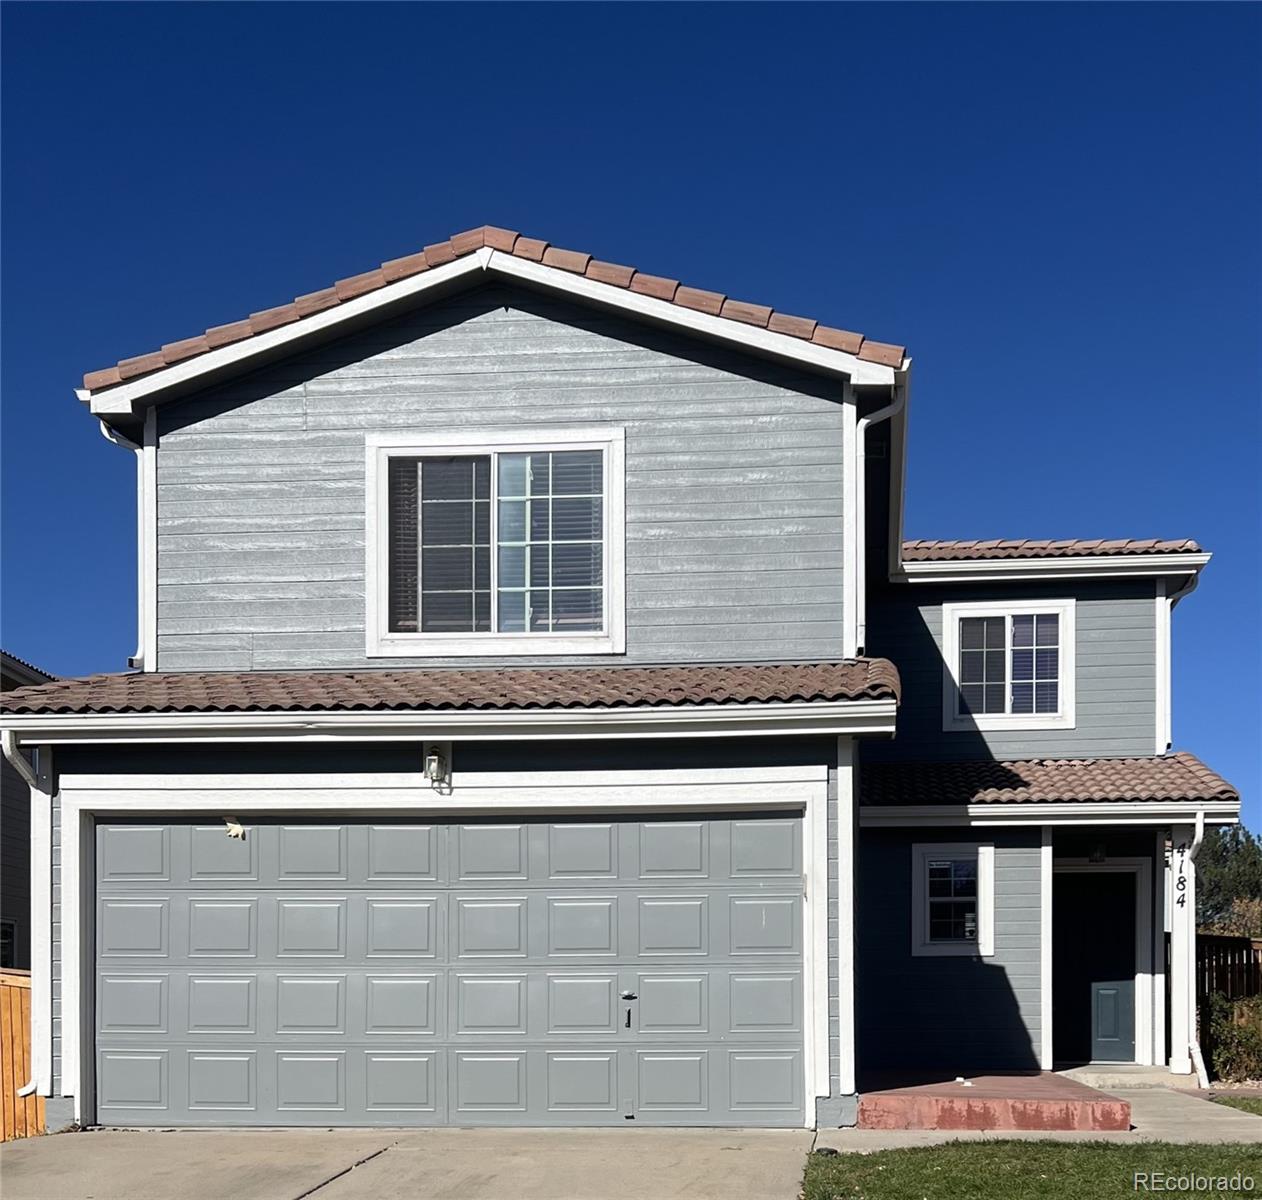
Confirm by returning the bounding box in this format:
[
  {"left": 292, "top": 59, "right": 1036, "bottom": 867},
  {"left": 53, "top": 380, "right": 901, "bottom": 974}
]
[
  {"left": 941, "top": 599, "right": 1075, "bottom": 731},
  {"left": 367, "top": 428, "right": 625, "bottom": 656}
]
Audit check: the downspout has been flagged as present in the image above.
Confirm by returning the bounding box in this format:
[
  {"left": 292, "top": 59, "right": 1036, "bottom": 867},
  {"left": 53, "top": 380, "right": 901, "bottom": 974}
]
[
  {"left": 97, "top": 417, "right": 146, "bottom": 670},
  {"left": 855, "top": 367, "right": 909, "bottom": 655},
  {"left": 1187, "top": 809, "right": 1208, "bottom": 1086}
]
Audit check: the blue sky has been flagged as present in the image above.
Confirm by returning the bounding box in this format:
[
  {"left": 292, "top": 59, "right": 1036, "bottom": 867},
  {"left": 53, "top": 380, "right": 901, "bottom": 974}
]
[{"left": 2, "top": 4, "right": 1259, "bottom": 826}]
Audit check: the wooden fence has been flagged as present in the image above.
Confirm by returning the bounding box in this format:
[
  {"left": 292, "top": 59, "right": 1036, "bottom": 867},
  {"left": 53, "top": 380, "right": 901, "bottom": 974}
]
[
  {"left": 1198, "top": 934, "right": 1262, "bottom": 1001},
  {"left": 1, "top": 970, "right": 44, "bottom": 1141}
]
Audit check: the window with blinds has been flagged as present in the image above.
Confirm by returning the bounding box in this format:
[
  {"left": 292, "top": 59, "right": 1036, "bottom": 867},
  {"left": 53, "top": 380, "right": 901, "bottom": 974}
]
[{"left": 387, "top": 449, "right": 605, "bottom": 636}]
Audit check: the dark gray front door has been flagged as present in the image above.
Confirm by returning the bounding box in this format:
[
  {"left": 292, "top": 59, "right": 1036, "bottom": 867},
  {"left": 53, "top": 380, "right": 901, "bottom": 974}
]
[
  {"left": 1091, "top": 980, "right": 1135, "bottom": 1062},
  {"left": 93, "top": 816, "right": 805, "bottom": 1127}
]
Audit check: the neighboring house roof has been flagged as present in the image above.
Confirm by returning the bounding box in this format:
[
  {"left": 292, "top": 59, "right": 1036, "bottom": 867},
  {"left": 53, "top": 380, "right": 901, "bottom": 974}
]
[
  {"left": 0, "top": 650, "right": 57, "bottom": 692},
  {"left": 81, "top": 225, "right": 907, "bottom": 393},
  {"left": 0, "top": 660, "right": 901, "bottom": 716},
  {"left": 860, "top": 752, "right": 1237, "bottom": 806},
  {"left": 901, "top": 538, "right": 1202, "bottom": 561}
]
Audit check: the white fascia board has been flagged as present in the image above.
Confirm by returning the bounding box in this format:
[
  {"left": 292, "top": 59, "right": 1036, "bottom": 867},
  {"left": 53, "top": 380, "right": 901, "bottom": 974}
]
[
  {"left": 82, "top": 248, "right": 897, "bottom": 415},
  {"left": 2, "top": 698, "right": 898, "bottom": 744},
  {"left": 860, "top": 800, "right": 1240, "bottom": 827},
  {"left": 894, "top": 553, "right": 1211, "bottom": 583}
]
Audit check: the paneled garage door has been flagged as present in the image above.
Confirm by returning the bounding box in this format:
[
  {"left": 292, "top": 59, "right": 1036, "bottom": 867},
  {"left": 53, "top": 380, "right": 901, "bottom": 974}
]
[{"left": 94, "top": 816, "right": 806, "bottom": 1127}]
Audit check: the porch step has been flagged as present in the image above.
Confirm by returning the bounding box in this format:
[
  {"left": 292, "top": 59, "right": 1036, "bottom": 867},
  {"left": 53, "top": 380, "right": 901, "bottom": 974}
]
[
  {"left": 1058, "top": 1065, "right": 1201, "bottom": 1091},
  {"left": 858, "top": 1073, "right": 1131, "bottom": 1132}
]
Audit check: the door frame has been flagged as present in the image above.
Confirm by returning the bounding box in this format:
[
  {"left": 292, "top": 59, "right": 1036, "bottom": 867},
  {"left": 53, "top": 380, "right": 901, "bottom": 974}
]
[
  {"left": 1051, "top": 857, "right": 1153, "bottom": 1066},
  {"left": 59, "top": 765, "right": 829, "bottom": 1127}
]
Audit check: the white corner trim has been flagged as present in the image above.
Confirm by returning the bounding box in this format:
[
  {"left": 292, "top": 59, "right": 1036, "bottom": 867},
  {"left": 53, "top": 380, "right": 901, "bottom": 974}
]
[
  {"left": 364, "top": 425, "right": 626, "bottom": 658},
  {"left": 84, "top": 251, "right": 896, "bottom": 416},
  {"left": 1152, "top": 829, "right": 1168, "bottom": 1069},
  {"left": 1040, "top": 827, "right": 1053, "bottom": 1070},
  {"left": 1155, "top": 578, "right": 1172, "bottom": 755},
  {"left": 3, "top": 699, "right": 899, "bottom": 744},
  {"left": 896, "top": 553, "right": 1211, "bottom": 583},
  {"left": 841, "top": 393, "right": 859, "bottom": 659},
  {"left": 802, "top": 764, "right": 830, "bottom": 1110},
  {"left": 28, "top": 748, "right": 53, "bottom": 1097},
  {"left": 836, "top": 736, "right": 857, "bottom": 1096},
  {"left": 941, "top": 598, "right": 1076, "bottom": 732},
  {"left": 141, "top": 406, "right": 158, "bottom": 669},
  {"left": 910, "top": 841, "right": 995, "bottom": 958}
]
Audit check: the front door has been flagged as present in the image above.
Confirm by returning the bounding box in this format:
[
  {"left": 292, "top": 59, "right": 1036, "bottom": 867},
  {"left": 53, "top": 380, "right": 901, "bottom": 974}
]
[{"left": 1052, "top": 871, "right": 1137, "bottom": 1064}]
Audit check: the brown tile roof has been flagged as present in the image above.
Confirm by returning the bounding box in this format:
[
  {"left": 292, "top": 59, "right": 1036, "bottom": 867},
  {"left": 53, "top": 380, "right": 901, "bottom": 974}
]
[
  {"left": 0, "top": 660, "right": 900, "bottom": 717},
  {"left": 860, "top": 753, "right": 1238, "bottom": 807},
  {"left": 82, "top": 226, "right": 907, "bottom": 392},
  {"left": 901, "top": 538, "right": 1202, "bottom": 562}
]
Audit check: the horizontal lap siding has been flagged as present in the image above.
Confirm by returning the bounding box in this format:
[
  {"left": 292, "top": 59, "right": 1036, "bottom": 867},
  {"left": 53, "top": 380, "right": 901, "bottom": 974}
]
[
  {"left": 862, "top": 579, "right": 1158, "bottom": 761},
  {"left": 155, "top": 288, "right": 846, "bottom": 670},
  {"left": 857, "top": 827, "right": 1043, "bottom": 1071}
]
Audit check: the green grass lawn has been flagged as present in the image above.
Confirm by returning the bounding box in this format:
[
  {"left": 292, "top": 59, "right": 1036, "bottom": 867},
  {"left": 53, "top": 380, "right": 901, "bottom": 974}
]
[
  {"left": 1212, "top": 1094, "right": 1262, "bottom": 1117},
  {"left": 802, "top": 1141, "right": 1262, "bottom": 1200}
]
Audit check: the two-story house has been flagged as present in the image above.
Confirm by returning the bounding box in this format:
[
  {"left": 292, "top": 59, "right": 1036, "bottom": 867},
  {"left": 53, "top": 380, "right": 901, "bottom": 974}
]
[{"left": 0, "top": 226, "right": 1238, "bottom": 1132}]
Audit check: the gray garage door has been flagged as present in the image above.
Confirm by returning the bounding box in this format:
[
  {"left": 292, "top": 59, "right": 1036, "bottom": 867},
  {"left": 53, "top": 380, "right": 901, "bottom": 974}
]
[{"left": 94, "top": 815, "right": 805, "bottom": 1127}]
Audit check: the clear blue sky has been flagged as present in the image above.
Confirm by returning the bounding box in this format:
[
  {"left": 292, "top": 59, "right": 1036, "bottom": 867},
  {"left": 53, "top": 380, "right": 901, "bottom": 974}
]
[{"left": 2, "top": 4, "right": 1258, "bottom": 827}]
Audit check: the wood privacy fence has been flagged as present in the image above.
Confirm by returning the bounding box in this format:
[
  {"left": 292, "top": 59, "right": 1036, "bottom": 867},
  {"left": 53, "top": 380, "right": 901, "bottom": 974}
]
[
  {"left": 1198, "top": 934, "right": 1262, "bottom": 1001},
  {"left": 1, "top": 970, "right": 44, "bottom": 1141}
]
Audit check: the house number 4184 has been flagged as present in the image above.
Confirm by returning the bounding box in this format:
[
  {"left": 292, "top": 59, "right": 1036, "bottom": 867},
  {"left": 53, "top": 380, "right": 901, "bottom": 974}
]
[{"left": 1174, "top": 841, "right": 1189, "bottom": 908}]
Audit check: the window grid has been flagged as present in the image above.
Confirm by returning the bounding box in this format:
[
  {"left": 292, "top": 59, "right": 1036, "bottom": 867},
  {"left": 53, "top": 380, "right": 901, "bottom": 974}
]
[
  {"left": 958, "top": 612, "right": 1060, "bottom": 718},
  {"left": 926, "top": 858, "right": 978, "bottom": 943}
]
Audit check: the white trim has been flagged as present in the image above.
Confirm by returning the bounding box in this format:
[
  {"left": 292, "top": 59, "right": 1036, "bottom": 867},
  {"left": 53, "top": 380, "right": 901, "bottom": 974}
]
[
  {"left": 1040, "top": 827, "right": 1053, "bottom": 1070},
  {"left": 365, "top": 425, "right": 626, "bottom": 658},
  {"left": 2, "top": 698, "right": 899, "bottom": 744},
  {"left": 140, "top": 406, "right": 158, "bottom": 669},
  {"left": 1153, "top": 829, "right": 1167, "bottom": 1069},
  {"left": 836, "top": 737, "right": 857, "bottom": 1096},
  {"left": 28, "top": 748, "right": 53, "bottom": 1097},
  {"left": 941, "top": 598, "right": 1077, "bottom": 732},
  {"left": 910, "top": 841, "right": 995, "bottom": 958},
  {"left": 1168, "top": 825, "right": 1196, "bottom": 1073},
  {"left": 1053, "top": 857, "right": 1153, "bottom": 1066},
  {"left": 57, "top": 766, "right": 830, "bottom": 1127},
  {"left": 1155, "top": 579, "right": 1172, "bottom": 754},
  {"left": 860, "top": 800, "right": 1240, "bottom": 827},
  {"left": 841, "top": 394, "right": 858, "bottom": 659},
  {"left": 83, "top": 250, "right": 896, "bottom": 417},
  {"left": 897, "top": 553, "right": 1211, "bottom": 583}
]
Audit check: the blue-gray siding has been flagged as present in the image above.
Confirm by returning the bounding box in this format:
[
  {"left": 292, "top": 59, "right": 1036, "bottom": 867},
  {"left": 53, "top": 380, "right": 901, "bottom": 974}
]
[
  {"left": 863, "top": 579, "right": 1159, "bottom": 762},
  {"left": 856, "top": 826, "right": 1043, "bottom": 1071},
  {"left": 154, "top": 286, "right": 846, "bottom": 671}
]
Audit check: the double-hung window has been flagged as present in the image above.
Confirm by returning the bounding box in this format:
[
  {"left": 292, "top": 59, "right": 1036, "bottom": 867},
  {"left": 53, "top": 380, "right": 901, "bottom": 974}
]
[
  {"left": 941, "top": 599, "right": 1075, "bottom": 730},
  {"left": 911, "top": 843, "right": 994, "bottom": 957},
  {"left": 366, "top": 427, "right": 625, "bottom": 656}
]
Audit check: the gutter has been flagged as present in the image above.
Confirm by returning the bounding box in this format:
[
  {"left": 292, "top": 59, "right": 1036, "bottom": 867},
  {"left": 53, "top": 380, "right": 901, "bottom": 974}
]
[
  {"left": 856, "top": 368, "right": 909, "bottom": 654},
  {"left": 97, "top": 418, "right": 147, "bottom": 670}
]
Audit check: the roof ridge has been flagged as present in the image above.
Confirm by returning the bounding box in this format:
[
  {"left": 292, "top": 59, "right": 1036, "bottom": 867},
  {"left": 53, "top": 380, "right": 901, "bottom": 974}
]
[
  {"left": 83, "top": 225, "right": 907, "bottom": 392},
  {"left": 902, "top": 537, "right": 1203, "bottom": 560}
]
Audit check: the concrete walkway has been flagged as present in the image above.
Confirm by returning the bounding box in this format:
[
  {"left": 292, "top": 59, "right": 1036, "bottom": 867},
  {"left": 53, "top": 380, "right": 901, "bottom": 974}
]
[
  {"left": 816, "top": 1087, "right": 1262, "bottom": 1151},
  {"left": 0, "top": 1127, "right": 814, "bottom": 1200}
]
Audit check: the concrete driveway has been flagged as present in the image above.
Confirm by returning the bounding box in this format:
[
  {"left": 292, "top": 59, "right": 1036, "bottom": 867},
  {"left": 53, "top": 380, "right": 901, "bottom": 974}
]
[{"left": 0, "top": 1127, "right": 815, "bottom": 1200}]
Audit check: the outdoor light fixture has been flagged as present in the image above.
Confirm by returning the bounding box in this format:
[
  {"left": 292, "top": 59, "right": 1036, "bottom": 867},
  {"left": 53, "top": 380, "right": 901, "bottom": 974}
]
[
  {"left": 423, "top": 742, "right": 451, "bottom": 792},
  {"left": 1089, "top": 843, "right": 1107, "bottom": 864}
]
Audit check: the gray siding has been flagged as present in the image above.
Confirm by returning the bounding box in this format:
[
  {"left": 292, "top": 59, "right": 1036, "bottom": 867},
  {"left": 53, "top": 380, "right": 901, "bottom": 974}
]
[
  {"left": 863, "top": 579, "right": 1158, "bottom": 762},
  {"left": 856, "top": 826, "right": 1043, "bottom": 1072},
  {"left": 154, "top": 286, "right": 846, "bottom": 670}
]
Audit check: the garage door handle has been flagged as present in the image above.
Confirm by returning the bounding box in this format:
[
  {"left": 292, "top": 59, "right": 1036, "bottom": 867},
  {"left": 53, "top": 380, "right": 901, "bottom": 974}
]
[{"left": 620, "top": 991, "right": 637, "bottom": 1000}]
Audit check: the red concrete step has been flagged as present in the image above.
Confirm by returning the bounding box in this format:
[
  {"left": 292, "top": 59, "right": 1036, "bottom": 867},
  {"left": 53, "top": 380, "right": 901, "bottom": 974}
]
[{"left": 858, "top": 1073, "right": 1131, "bottom": 1132}]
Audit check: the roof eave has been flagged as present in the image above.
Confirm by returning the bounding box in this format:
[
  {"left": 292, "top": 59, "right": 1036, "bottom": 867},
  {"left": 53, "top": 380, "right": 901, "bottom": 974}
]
[
  {"left": 891, "top": 551, "right": 1212, "bottom": 583},
  {"left": 860, "top": 797, "right": 1241, "bottom": 827},
  {"left": 82, "top": 249, "right": 901, "bottom": 422}
]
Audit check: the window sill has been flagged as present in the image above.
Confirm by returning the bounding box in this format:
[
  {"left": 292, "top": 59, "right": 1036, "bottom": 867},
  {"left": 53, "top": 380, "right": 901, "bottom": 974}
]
[
  {"left": 943, "top": 712, "right": 1076, "bottom": 733},
  {"left": 912, "top": 941, "right": 994, "bottom": 959},
  {"left": 367, "top": 632, "right": 624, "bottom": 658}
]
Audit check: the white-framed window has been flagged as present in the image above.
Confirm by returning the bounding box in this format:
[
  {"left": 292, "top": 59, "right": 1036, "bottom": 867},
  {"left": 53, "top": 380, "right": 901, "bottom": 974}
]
[
  {"left": 941, "top": 599, "right": 1076, "bottom": 731},
  {"left": 911, "top": 842, "right": 994, "bottom": 957},
  {"left": 365, "top": 426, "right": 626, "bottom": 657}
]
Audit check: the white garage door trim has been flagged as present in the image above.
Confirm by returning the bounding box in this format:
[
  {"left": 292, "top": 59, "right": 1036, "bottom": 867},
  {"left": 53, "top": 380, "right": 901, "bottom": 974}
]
[{"left": 59, "top": 764, "right": 830, "bottom": 1127}]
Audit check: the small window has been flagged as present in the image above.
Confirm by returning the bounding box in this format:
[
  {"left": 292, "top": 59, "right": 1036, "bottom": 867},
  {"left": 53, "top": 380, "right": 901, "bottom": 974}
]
[
  {"left": 942, "top": 600, "right": 1075, "bottom": 731},
  {"left": 0, "top": 920, "right": 15, "bottom": 969},
  {"left": 912, "top": 843, "right": 994, "bottom": 957},
  {"left": 367, "top": 428, "right": 625, "bottom": 656}
]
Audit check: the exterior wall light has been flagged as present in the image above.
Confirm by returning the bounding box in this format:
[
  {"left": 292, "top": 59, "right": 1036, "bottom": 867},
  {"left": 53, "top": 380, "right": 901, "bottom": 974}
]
[{"left": 423, "top": 742, "right": 451, "bottom": 792}]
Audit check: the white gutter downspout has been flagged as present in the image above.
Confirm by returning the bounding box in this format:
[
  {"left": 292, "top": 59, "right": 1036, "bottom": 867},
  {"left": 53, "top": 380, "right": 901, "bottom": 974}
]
[
  {"left": 96, "top": 414, "right": 147, "bottom": 670},
  {"left": 1, "top": 732, "right": 50, "bottom": 1097},
  {"left": 855, "top": 367, "right": 909, "bottom": 655},
  {"left": 1186, "top": 810, "right": 1209, "bottom": 1086}
]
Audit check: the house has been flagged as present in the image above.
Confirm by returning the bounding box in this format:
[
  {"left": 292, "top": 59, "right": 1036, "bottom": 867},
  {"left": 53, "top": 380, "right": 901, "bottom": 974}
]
[
  {"left": 1, "top": 651, "right": 56, "bottom": 970},
  {"left": 0, "top": 226, "right": 1238, "bottom": 1132}
]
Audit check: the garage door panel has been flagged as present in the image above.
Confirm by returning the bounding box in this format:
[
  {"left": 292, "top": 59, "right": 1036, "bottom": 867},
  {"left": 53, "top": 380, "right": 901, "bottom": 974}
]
[{"left": 96, "top": 816, "right": 805, "bottom": 1127}]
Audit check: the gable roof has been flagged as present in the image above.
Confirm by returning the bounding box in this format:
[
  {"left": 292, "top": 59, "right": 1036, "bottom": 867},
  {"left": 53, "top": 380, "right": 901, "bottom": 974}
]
[
  {"left": 81, "top": 225, "right": 908, "bottom": 397},
  {"left": 0, "top": 660, "right": 901, "bottom": 717},
  {"left": 0, "top": 650, "right": 57, "bottom": 691},
  {"left": 902, "top": 538, "right": 1203, "bottom": 561}
]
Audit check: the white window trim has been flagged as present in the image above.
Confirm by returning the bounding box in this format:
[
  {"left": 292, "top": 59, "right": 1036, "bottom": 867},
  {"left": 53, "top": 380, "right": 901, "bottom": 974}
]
[
  {"left": 911, "top": 841, "right": 995, "bottom": 957},
  {"left": 941, "top": 598, "right": 1076, "bottom": 732},
  {"left": 365, "top": 426, "right": 626, "bottom": 657}
]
